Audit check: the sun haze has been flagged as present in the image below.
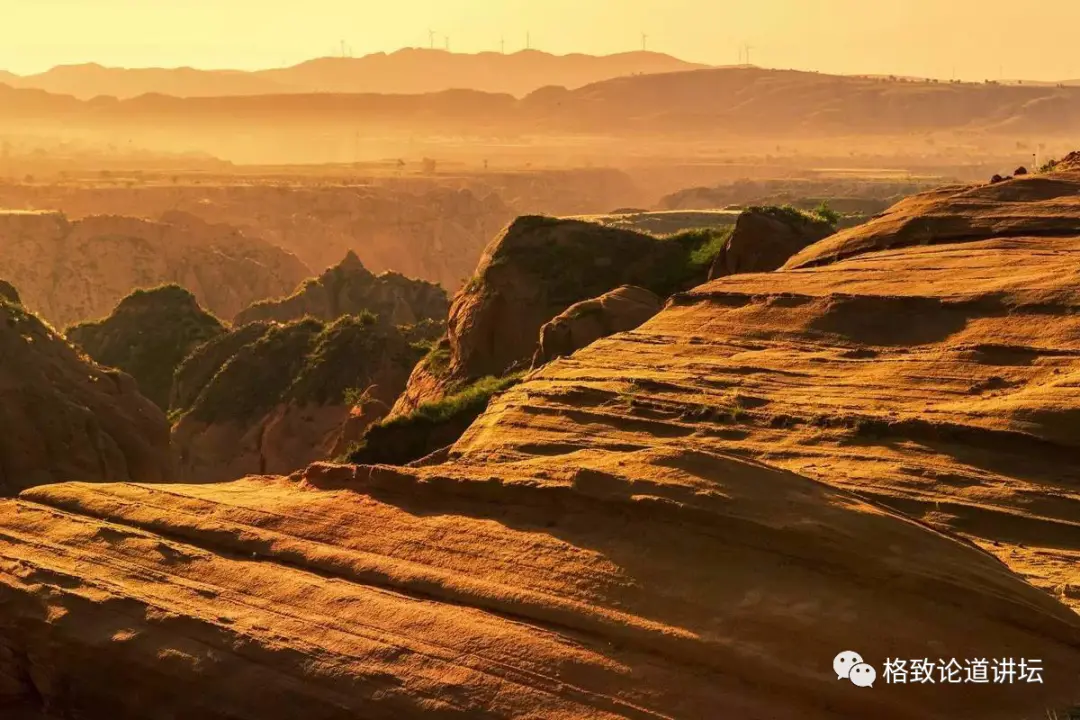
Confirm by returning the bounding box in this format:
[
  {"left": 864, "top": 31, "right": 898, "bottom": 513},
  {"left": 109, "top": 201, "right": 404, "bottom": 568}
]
[{"left": 2, "top": 0, "right": 1079, "bottom": 80}]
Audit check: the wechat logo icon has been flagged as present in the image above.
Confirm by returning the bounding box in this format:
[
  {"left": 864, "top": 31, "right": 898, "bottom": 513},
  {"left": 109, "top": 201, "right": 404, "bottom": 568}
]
[{"left": 834, "top": 651, "right": 876, "bottom": 688}]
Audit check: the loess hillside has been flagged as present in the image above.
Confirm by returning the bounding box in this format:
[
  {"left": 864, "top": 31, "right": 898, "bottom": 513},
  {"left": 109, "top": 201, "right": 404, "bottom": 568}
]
[
  {"left": 234, "top": 251, "right": 448, "bottom": 327},
  {"left": 0, "top": 209, "right": 310, "bottom": 328},
  {"left": 1, "top": 169, "right": 1079, "bottom": 717}
]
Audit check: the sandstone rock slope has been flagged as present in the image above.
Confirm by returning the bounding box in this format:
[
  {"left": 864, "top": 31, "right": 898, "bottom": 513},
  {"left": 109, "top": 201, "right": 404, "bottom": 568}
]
[
  {"left": 171, "top": 313, "right": 425, "bottom": 481},
  {"left": 65, "top": 285, "right": 225, "bottom": 410},
  {"left": 3, "top": 171, "right": 1080, "bottom": 718},
  {"left": 0, "top": 209, "right": 310, "bottom": 328},
  {"left": 234, "top": 250, "right": 448, "bottom": 326},
  {"left": 708, "top": 205, "right": 834, "bottom": 279},
  {"left": 458, "top": 166, "right": 1080, "bottom": 619},
  {"left": 0, "top": 283, "right": 171, "bottom": 494}
]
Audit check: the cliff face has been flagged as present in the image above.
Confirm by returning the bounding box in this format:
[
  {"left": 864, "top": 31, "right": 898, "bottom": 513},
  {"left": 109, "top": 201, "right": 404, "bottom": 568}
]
[
  {"left": 2, "top": 171, "right": 1080, "bottom": 718},
  {"left": 234, "top": 251, "right": 448, "bottom": 326},
  {"left": 0, "top": 284, "right": 171, "bottom": 495},
  {"left": 65, "top": 285, "right": 225, "bottom": 410},
  {"left": 170, "top": 314, "right": 425, "bottom": 481},
  {"left": 392, "top": 217, "right": 725, "bottom": 415},
  {"left": 0, "top": 209, "right": 310, "bottom": 328},
  {"left": 708, "top": 206, "right": 834, "bottom": 279}
]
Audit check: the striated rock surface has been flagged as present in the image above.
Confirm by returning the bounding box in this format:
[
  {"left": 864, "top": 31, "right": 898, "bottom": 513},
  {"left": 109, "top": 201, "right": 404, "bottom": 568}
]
[
  {"left": 708, "top": 206, "right": 834, "bottom": 279},
  {"left": 532, "top": 285, "right": 662, "bottom": 366},
  {"left": 782, "top": 172, "right": 1080, "bottom": 269},
  {"left": 392, "top": 217, "right": 724, "bottom": 416},
  {"left": 65, "top": 285, "right": 225, "bottom": 410},
  {"left": 2, "top": 171, "right": 1080, "bottom": 718},
  {"left": 0, "top": 209, "right": 310, "bottom": 328},
  {"left": 0, "top": 285, "right": 171, "bottom": 495},
  {"left": 170, "top": 314, "right": 424, "bottom": 481},
  {"left": 234, "top": 250, "right": 448, "bottom": 326}
]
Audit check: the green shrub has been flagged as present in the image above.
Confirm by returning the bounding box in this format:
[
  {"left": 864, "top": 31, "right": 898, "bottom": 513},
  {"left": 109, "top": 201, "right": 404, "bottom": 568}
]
[
  {"left": 378, "top": 373, "right": 522, "bottom": 430},
  {"left": 422, "top": 339, "right": 452, "bottom": 376},
  {"left": 346, "top": 373, "right": 524, "bottom": 465},
  {"left": 1038, "top": 158, "right": 1060, "bottom": 174},
  {"left": 813, "top": 201, "right": 842, "bottom": 226}
]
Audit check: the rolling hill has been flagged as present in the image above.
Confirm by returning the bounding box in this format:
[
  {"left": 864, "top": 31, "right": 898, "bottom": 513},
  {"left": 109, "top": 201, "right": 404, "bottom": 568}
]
[
  {"left": 3, "top": 66, "right": 1079, "bottom": 140},
  {"left": 1, "top": 49, "right": 707, "bottom": 100}
]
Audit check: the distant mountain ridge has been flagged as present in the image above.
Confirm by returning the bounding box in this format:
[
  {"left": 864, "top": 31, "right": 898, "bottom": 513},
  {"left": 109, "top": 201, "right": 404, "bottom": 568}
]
[
  {"left": 4, "top": 66, "right": 1080, "bottom": 140},
  {"left": 0, "top": 49, "right": 708, "bottom": 100}
]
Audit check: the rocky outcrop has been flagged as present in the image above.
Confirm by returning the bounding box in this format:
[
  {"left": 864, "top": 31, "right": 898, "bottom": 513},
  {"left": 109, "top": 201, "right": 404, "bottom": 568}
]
[
  {"left": 708, "top": 206, "right": 834, "bottom": 279},
  {"left": 4, "top": 170, "right": 1080, "bottom": 718},
  {"left": 532, "top": 285, "right": 662, "bottom": 366},
  {"left": 170, "top": 314, "right": 425, "bottom": 481},
  {"left": 0, "top": 285, "right": 170, "bottom": 495},
  {"left": 0, "top": 209, "right": 310, "bottom": 328},
  {"left": 234, "top": 251, "right": 448, "bottom": 326},
  {"left": 392, "top": 216, "right": 726, "bottom": 415},
  {"left": 65, "top": 285, "right": 225, "bottom": 410},
  {"left": 782, "top": 172, "right": 1080, "bottom": 269}
]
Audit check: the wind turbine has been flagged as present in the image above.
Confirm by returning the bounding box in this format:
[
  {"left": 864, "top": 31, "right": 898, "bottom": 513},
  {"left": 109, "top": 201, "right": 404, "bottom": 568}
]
[
  {"left": 444, "top": 35, "right": 450, "bottom": 51},
  {"left": 641, "top": 32, "right": 648, "bottom": 52},
  {"left": 428, "top": 29, "right": 436, "bottom": 49},
  {"left": 744, "top": 44, "right": 755, "bottom": 66}
]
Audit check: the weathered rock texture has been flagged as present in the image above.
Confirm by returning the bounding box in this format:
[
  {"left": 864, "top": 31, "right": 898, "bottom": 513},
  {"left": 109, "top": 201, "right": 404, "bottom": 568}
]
[
  {"left": 708, "top": 206, "right": 834, "bottom": 279},
  {"left": 65, "top": 285, "right": 225, "bottom": 410},
  {"left": 0, "top": 183, "right": 520, "bottom": 292},
  {"left": 170, "top": 314, "right": 425, "bottom": 481},
  {"left": 2, "top": 171, "right": 1080, "bottom": 718},
  {"left": 234, "top": 250, "right": 448, "bottom": 327},
  {"left": 0, "top": 286, "right": 171, "bottom": 495},
  {"left": 392, "top": 217, "right": 723, "bottom": 416},
  {"left": 532, "top": 285, "right": 662, "bottom": 366},
  {"left": 0, "top": 209, "right": 310, "bottom": 328}
]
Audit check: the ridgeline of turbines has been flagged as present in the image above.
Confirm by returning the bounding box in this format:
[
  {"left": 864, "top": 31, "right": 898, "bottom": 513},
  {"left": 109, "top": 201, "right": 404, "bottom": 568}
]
[{"left": 329, "top": 32, "right": 761, "bottom": 64}]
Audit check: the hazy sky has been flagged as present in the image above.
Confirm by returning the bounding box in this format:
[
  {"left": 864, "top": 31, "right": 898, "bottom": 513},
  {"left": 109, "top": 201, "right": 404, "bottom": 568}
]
[{"left": 3, "top": 0, "right": 1079, "bottom": 80}]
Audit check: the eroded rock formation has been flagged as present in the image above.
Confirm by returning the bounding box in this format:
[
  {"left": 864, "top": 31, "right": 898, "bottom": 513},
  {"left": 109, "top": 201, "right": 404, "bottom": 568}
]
[
  {"left": 65, "top": 285, "right": 225, "bottom": 410},
  {"left": 0, "top": 209, "right": 310, "bottom": 328},
  {"left": 532, "top": 284, "right": 662, "bottom": 366},
  {"left": 170, "top": 314, "right": 425, "bottom": 481},
  {"left": 392, "top": 217, "right": 723, "bottom": 416},
  {"left": 234, "top": 250, "right": 448, "bottom": 327},
  {"left": 708, "top": 206, "right": 834, "bottom": 279},
  {"left": 0, "top": 284, "right": 171, "bottom": 494},
  {"left": 2, "top": 170, "right": 1080, "bottom": 717}
]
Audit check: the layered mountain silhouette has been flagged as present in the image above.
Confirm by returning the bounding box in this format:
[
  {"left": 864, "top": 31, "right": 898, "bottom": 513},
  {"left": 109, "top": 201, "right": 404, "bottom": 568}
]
[
  {"left": 0, "top": 49, "right": 706, "bottom": 100},
  {"left": 3, "top": 66, "right": 1080, "bottom": 137}
]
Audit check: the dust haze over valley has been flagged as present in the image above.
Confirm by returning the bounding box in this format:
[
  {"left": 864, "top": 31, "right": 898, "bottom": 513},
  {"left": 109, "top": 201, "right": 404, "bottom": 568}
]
[{"left": 2, "top": 2, "right": 1080, "bottom": 719}]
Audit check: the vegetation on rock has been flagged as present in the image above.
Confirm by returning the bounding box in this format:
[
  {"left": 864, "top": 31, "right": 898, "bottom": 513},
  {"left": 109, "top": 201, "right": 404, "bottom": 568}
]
[
  {"left": 65, "top": 284, "right": 225, "bottom": 410},
  {"left": 346, "top": 373, "right": 522, "bottom": 465},
  {"left": 0, "top": 281, "right": 172, "bottom": 492},
  {"left": 234, "top": 250, "right": 449, "bottom": 327}
]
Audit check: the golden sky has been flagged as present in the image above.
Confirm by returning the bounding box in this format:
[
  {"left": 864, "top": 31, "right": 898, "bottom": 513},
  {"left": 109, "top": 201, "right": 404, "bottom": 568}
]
[{"left": 3, "top": 0, "right": 1079, "bottom": 80}]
